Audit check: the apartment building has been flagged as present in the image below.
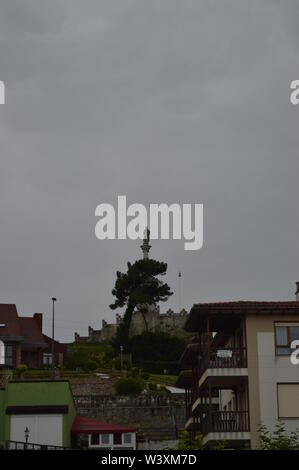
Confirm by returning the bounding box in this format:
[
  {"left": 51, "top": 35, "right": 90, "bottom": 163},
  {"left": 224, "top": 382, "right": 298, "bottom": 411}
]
[{"left": 177, "top": 284, "right": 299, "bottom": 449}]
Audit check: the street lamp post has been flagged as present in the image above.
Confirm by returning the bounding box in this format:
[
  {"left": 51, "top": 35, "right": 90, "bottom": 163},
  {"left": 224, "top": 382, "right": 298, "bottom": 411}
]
[
  {"left": 24, "top": 427, "right": 29, "bottom": 450},
  {"left": 120, "top": 345, "right": 123, "bottom": 369},
  {"left": 51, "top": 297, "right": 57, "bottom": 381}
]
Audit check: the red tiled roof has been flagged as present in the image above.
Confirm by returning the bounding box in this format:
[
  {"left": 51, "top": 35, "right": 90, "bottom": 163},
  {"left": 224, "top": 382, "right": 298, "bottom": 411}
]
[
  {"left": 71, "top": 416, "right": 136, "bottom": 435},
  {"left": 192, "top": 300, "right": 299, "bottom": 311},
  {"left": 0, "top": 304, "right": 22, "bottom": 340},
  {"left": 43, "top": 334, "right": 67, "bottom": 353},
  {"left": 19, "top": 317, "right": 47, "bottom": 348},
  {"left": 185, "top": 301, "right": 299, "bottom": 331}
]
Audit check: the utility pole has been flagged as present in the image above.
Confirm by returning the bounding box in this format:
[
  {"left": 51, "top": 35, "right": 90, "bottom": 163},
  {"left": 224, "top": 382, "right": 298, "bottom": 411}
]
[{"left": 51, "top": 297, "right": 57, "bottom": 381}]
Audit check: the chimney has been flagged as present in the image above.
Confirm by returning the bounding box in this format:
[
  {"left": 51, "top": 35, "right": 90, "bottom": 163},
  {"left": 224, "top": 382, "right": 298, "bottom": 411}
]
[
  {"left": 296, "top": 283, "right": 299, "bottom": 301},
  {"left": 34, "top": 313, "right": 43, "bottom": 331}
]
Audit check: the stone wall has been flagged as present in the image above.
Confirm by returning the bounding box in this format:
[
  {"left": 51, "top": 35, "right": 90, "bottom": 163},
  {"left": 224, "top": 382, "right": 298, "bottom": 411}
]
[
  {"left": 69, "top": 376, "right": 116, "bottom": 396},
  {"left": 129, "top": 308, "right": 189, "bottom": 338},
  {"left": 75, "top": 306, "right": 192, "bottom": 343},
  {"left": 73, "top": 393, "right": 186, "bottom": 441}
]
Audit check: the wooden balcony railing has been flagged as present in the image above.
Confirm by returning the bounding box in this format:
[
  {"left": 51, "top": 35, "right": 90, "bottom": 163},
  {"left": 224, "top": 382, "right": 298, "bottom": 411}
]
[
  {"left": 199, "top": 347, "right": 247, "bottom": 376},
  {"left": 200, "top": 410, "right": 250, "bottom": 435}
]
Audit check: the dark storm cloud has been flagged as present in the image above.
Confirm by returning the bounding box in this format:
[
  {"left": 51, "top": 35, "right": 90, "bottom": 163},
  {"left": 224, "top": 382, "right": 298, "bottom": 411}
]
[{"left": 0, "top": 0, "right": 298, "bottom": 340}]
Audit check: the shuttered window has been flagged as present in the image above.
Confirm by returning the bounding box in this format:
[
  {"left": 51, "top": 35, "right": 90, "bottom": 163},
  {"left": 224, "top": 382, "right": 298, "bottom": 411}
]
[{"left": 277, "top": 384, "right": 299, "bottom": 418}]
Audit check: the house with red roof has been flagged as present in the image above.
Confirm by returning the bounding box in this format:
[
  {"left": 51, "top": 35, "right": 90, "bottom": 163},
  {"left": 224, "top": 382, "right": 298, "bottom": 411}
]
[
  {"left": 0, "top": 304, "right": 66, "bottom": 369},
  {"left": 71, "top": 416, "right": 137, "bottom": 450},
  {"left": 0, "top": 374, "right": 136, "bottom": 450}
]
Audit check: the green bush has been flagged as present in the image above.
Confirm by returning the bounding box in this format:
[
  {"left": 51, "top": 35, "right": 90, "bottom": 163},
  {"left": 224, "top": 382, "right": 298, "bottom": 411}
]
[
  {"left": 148, "top": 382, "right": 157, "bottom": 391},
  {"left": 258, "top": 422, "right": 299, "bottom": 450},
  {"left": 16, "top": 364, "right": 28, "bottom": 377},
  {"left": 66, "top": 343, "right": 114, "bottom": 370},
  {"left": 129, "top": 331, "right": 186, "bottom": 363},
  {"left": 115, "top": 377, "right": 144, "bottom": 395},
  {"left": 177, "top": 430, "right": 203, "bottom": 450}
]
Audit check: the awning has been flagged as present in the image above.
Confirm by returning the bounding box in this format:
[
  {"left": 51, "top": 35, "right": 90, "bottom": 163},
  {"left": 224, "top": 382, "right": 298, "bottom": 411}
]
[{"left": 71, "top": 416, "right": 136, "bottom": 435}]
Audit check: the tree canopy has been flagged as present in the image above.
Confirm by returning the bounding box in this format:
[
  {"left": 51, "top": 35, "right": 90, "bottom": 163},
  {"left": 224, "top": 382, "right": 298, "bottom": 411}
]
[{"left": 110, "top": 258, "right": 173, "bottom": 351}]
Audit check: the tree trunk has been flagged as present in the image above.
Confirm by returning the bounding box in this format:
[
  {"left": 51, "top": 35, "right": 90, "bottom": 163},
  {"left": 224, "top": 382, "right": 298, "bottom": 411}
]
[
  {"left": 140, "top": 309, "right": 149, "bottom": 332},
  {"left": 121, "top": 303, "right": 136, "bottom": 349}
]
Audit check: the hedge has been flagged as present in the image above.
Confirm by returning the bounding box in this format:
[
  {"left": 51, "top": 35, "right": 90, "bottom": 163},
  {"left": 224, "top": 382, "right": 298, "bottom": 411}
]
[{"left": 115, "top": 377, "right": 145, "bottom": 395}]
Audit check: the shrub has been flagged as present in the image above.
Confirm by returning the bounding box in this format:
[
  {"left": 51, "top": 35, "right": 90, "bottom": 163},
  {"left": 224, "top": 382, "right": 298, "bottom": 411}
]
[
  {"left": 177, "top": 430, "right": 203, "bottom": 450},
  {"left": 66, "top": 343, "right": 114, "bottom": 370},
  {"left": 66, "top": 350, "right": 88, "bottom": 370},
  {"left": 16, "top": 364, "right": 28, "bottom": 377},
  {"left": 159, "top": 383, "right": 168, "bottom": 392},
  {"left": 258, "top": 422, "right": 299, "bottom": 450},
  {"left": 148, "top": 382, "right": 157, "bottom": 391},
  {"left": 129, "top": 331, "right": 186, "bottom": 362},
  {"left": 115, "top": 377, "right": 144, "bottom": 395}
]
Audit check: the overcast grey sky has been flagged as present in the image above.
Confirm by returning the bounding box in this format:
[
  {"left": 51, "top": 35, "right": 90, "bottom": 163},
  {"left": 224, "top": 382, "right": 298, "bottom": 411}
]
[{"left": 0, "top": 0, "right": 298, "bottom": 341}]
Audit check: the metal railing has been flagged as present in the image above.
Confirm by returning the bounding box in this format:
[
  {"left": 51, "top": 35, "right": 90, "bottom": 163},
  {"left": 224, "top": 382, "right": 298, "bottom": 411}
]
[
  {"left": 0, "top": 440, "right": 68, "bottom": 450},
  {"left": 200, "top": 410, "right": 250, "bottom": 435}
]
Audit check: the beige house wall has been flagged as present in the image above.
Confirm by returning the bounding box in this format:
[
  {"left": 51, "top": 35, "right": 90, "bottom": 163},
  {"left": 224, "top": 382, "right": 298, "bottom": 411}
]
[{"left": 246, "top": 314, "right": 299, "bottom": 448}]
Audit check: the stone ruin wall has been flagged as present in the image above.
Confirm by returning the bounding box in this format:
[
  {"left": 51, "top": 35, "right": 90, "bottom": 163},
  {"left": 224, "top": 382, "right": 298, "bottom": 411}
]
[{"left": 75, "top": 308, "right": 192, "bottom": 343}]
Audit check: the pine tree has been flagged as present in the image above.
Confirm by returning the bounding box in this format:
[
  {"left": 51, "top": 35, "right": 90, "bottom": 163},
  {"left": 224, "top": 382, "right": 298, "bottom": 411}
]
[{"left": 110, "top": 258, "right": 173, "bottom": 351}]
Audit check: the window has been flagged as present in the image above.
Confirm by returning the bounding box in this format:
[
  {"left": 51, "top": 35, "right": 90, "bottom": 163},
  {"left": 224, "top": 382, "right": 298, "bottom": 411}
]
[
  {"left": 275, "top": 325, "right": 299, "bottom": 356},
  {"left": 113, "top": 433, "right": 122, "bottom": 445},
  {"left": 90, "top": 434, "right": 100, "bottom": 445},
  {"left": 123, "top": 433, "right": 132, "bottom": 444},
  {"left": 43, "top": 353, "right": 53, "bottom": 366},
  {"left": 5, "top": 344, "right": 13, "bottom": 366},
  {"left": 277, "top": 384, "right": 299, "bottom": 418},
  {"left": 101, "top": 434, "right": 110, "bottom": 445}
]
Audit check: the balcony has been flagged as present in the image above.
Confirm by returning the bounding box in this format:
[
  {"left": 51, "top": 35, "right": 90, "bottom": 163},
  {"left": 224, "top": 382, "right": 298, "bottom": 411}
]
[
  {"left": 198, "top": 347, "right": 248, "bottom": 388},
  {"left": 199, "top": 411, "right": 250, "bottom": 448},
  {"left": 201, "top": 347, "right": 247, "bottom": 370},
  {"left": 201, "top": 410, "right": 249, "bottom": 434}
]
